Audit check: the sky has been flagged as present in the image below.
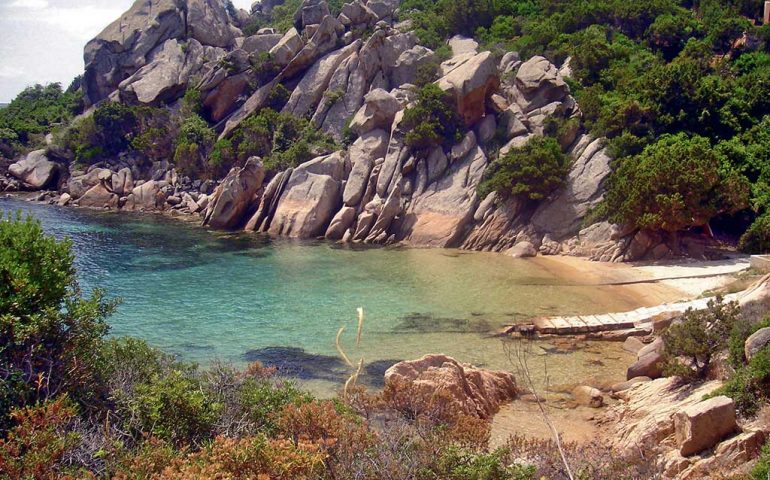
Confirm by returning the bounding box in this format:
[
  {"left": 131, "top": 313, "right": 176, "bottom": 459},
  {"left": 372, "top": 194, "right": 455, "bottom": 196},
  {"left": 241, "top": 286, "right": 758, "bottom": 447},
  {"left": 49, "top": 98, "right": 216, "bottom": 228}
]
[{"left": 0, "top": 0, "right": 254, "bottom": 103}]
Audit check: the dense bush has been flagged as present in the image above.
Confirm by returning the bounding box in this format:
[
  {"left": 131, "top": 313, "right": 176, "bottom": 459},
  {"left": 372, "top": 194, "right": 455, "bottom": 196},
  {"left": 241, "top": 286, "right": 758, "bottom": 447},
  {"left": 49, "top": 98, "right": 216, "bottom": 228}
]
[
  {"left": 215, "top": 108, "right": 338, "bottom": 176},
  {"left": 0, "top": 213, "right": 116, "bottom": 426},
  {"left": 605, "top": 133, "right": 749, "bottom": 232},
  {"left": 661, "top": 297, "right": 740, "bottom": 380},
  {"left": 0, "top": 83, "right": 83, "bottom": 158},
  {"left": 63, "top": 102, "right": 174, "bottom": 166},
  {"left": 478, "top": 136, "right": 568, "bottom": 201},
  {"left": 402, "top": 83, "right": 462, "bottom": 150}
]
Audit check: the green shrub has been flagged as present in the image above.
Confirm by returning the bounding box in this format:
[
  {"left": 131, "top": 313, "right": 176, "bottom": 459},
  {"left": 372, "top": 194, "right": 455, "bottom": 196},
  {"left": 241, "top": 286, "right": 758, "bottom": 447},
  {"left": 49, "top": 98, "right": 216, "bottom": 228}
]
[
  {"left": 740, "top": 214, "right": 770, "bottom": 254},
  {"left": 753, "top": 440, "right": 770, "bottom": 479},
  {"left": 402, "top": 83, "right": 461, "bottom": 150},
  {"left": 661, "top": 297, "right": 740, "bottom": 380},
  {"left": 0, "top": 83, "right": 83, "bottom": 156},
  {"left": 714, "top": 347, "right": 770, "bottom": 416},
  {"left": 605, "top": 133, "right": 750, "bottom": 232},
  {"left": 436, "top": 447, "right": 537, "bottom": 480},
  {"left": 0, "top": 213, "right": 117, "bottom": 426},
  {"left": 478, "top": 136, "right": 568, "bottom": 201},
  {"left": 173, "top": 114, "right": 215, "bottom": 178},
  {"left": 729, "top": 315, "right": 770, "bottom": 368}
]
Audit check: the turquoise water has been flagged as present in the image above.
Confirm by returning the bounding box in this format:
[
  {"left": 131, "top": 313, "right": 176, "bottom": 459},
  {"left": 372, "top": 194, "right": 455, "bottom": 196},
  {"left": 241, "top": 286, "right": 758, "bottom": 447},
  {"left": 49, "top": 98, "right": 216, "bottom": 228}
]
[{"left": 1, "top": 197, "right": 635, "bottom": 394}]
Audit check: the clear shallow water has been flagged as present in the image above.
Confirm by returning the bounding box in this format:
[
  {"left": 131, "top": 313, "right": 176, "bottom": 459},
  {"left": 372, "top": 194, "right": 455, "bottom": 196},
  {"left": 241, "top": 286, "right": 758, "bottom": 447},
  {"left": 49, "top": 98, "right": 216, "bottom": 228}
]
[{"left": 1, "top": 197, "right": 635, "bottom": 395}]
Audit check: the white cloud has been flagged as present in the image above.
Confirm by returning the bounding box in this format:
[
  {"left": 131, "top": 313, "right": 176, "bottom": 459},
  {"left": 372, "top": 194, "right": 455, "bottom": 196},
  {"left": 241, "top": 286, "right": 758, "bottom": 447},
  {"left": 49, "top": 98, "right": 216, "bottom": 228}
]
[
  {"left": 0, "top": 65, "right": 26, "bottom": 79},
  {"left": 8, "top": 0, "right": 50, "bottom": 9}
]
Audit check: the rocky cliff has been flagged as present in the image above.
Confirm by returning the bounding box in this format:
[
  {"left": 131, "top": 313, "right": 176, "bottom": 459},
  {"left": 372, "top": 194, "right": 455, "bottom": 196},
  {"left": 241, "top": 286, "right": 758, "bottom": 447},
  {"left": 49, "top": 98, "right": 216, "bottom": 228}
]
[{"left": 5, "top": 0, "right": 712, "bottom": 262}]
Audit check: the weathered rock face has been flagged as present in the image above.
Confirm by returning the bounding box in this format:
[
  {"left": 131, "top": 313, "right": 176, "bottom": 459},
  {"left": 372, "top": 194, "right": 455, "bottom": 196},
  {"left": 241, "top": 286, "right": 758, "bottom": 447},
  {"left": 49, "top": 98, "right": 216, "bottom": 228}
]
[
  {"left": 674, "top": 396, "right": 737, "bottom": 457},
  {"left": 383, "top": 354, "right": 517, "bottom": 419},
  {"left": 437, "top": 51, "right": 499, "bottom": 126},
  {"left": 204, "top": 158, "right": 265, "bottom": 229},
  {"left": 8, "top": 150, "right": 60, "bottom": 189},
  {"left": 77, "top": 183, "right": 119, "bottom": 209},
  {"left": 400, "top": 146, "right": 487, "bottom": 247},
  {"left": 512, "top": 55, "right": 569, "bottom": 113},
  {"left": 124, "top": 180, "right": 169, "bottom": 211},
  {"left": 601, "top": 377, "right": 762, "bottom": 478},
  {"left": 349, "top": 88, "right": 401, "bottom": 135},
  {"left": 119, "top": 38, "right": 226, "bottom": 105},
  {"left": 267, "top": 153, "right": 347, "bottom": 237},
  {"left": 83, "top": 0, "right": 239, "bottom": 105}
]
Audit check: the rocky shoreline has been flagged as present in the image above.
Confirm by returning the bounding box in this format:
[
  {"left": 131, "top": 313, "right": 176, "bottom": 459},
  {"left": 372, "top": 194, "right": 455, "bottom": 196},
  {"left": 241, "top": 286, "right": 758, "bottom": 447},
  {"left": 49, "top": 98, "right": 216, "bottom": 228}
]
[{"left": 1, "top": 0, "right": 728, "bottom": 263}]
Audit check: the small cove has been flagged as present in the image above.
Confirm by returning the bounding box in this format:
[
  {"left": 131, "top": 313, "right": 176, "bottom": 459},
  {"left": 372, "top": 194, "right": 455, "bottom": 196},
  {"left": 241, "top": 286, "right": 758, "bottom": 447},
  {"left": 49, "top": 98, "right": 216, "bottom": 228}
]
[{"left": 1, "top": 197, "right": 645, "bottom": 395}]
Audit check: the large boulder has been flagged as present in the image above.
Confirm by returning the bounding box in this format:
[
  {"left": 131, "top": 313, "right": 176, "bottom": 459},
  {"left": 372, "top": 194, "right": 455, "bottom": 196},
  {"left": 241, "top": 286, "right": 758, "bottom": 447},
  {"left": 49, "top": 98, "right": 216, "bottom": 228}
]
[
  {"left": 204, "top": 158, "right": 265, "bottom": 229},
  {"left": 83, "top": 0, "right": 239, "bottom": 105},
  {"left": 241, "top": 33, "right": 283, "bottom": 53},
  {"left": 67, "top": 169, "right": 107, "bottom": 199},
  {"left": 437, "top": 51, "right": 499, "bottom": 126},
  {"left": 119, "top": 38, "right": 225, "bottom": 105},
  {"left": 400, "top": 145, "right": 487, "bottom": 247},
  {"left": 512, "top": 56, "right": 569, "bottom": 113},
  {"left": 267, "top": 153, "right": 347, "bottom": 238},
  {"left": 383, "top": 354, "right": 517, "bottom": 419},
  {"left": 268, "top": 27, "right": 304, "bottom": 67},
  {"left": 603, "top": 378, "right": 723, "bottom": 457},
  {"left": 8, "top": 150, "right": 59, "bottom": 189},
  {"left": 626, "top": 337, "right": 665, "bottom": 380},
  {"left": 124, "top": 180, "right": 169, "bottom": 211},
  {"left": 745, "top": 327, "right": 770, "bottom": 361},
  {"left": 674, "top": 396, "right": 737, "bottom": 456},
  {"left": 391, "top": 45, "right": 436, "bottom": 87},
  {"left": 349, "top": 88, "right": 401, "bottom": 135},
  {"left": 83, "top": 0, "right": 185, "bottom": 104},
  {"left": 186, "top": 0, "right": 241, "bottom": 48},
  {"left": 282, "top": 40, "right": 361, "bottom": 118},
  {"left": 76, "top": 183, "right": 119, "bottom": 209},
  {"left": 343, "top": 132, "right": 384, "bottom": 207}
]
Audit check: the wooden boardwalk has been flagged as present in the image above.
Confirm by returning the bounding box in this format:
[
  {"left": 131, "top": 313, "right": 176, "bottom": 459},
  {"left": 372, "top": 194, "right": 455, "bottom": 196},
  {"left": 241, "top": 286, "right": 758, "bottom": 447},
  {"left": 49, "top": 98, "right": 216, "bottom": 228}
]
[{"left": 510, "top": 274, "right": 770, "bottom": 336}]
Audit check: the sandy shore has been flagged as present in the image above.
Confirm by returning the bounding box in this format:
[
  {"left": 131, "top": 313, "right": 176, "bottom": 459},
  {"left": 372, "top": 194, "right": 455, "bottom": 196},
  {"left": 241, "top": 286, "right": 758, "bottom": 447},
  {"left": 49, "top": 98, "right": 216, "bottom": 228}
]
[{"left": 532, "top": 254, "right": 752, "bottom": 308}]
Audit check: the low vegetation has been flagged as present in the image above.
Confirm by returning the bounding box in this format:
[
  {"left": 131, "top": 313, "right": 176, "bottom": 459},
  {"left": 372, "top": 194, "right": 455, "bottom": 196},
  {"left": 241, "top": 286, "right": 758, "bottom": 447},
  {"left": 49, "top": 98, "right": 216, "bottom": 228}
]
[
  {"left": 478, "top": 136, "right": 568, "bottom": 201},
  {"left": 0, "top": 82, "right": 83, "bottom": 158},
  {"left": 401, "top": 83, "right": 462, "bottom": 151}
]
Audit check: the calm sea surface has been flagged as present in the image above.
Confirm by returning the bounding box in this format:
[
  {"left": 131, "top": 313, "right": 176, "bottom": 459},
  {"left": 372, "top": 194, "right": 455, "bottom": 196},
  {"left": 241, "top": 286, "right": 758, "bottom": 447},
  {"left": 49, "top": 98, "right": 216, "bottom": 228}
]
[{"left": 1, "top": 197, "right": 635, "bottom": 394}]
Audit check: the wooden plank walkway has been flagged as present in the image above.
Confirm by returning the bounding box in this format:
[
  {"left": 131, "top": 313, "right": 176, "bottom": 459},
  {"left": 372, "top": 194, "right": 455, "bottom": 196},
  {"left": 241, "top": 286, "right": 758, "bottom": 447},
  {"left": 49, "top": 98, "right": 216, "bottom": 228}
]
[{"left": 512, "top": 291, "right": 745, "bottom": 336}]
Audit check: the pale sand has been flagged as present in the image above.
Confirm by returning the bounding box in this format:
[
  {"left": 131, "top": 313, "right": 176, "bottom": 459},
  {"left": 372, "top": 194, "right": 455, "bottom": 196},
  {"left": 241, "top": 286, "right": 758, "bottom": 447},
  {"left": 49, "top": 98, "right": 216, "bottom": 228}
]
[{"left": 531, "top": 255, "right": 752, "bottom": 307}]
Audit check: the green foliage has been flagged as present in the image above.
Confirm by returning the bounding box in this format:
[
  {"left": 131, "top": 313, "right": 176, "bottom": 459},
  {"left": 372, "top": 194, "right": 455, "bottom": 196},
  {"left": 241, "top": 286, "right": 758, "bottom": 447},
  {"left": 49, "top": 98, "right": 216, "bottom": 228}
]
[
  {"left": 173, "top": 114, "right": 216, "bottom": 178},
  {"left": 605, "top": 133, "right": 749, "bottom": 232},
  {"left": 714, "top": 347, "right": 770, "bottom": 416},
  {"left": 661, "top": 297, "right": 740, "bottom": 380},
  {"left": 402, "top": 83, "right": 461, "bottom": 150},
  {"left": 478, "top": 136, "right": 568, "bottom": 201},
  {"left": 0, "top": 213, "right": 116, "bottom": 426},
  {"left": 436, "top": 447, "right": 537, "bottom": 480},
  {"left": 753, "top": 441, "right": 770, "bottom": 480},
  {"left": 0, "top": 83, "right": 83, "bottom": 157},
  {"left": 63, "top": 102, "right": 173, "bottom": 166},
  {"left": 221, "top": 108, "right": 338, "bottom": 174},
  {"left": 740, "top": 214, "right": 770, "bottom": 254},
  {"left": 729, "top": 316, "right": 770, "bottom": 369}
]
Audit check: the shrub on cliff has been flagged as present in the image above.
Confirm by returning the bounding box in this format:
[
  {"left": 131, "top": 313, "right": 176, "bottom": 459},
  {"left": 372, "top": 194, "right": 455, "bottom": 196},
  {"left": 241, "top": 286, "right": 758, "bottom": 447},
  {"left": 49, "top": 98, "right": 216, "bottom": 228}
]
[
  {"left": 661, "top": 297, "right": 740, "bottom": 380},
  {"left": 478, "top": 136, "right": 568, "bottom": 201},
  {"left": 174, "top": 114, "right": 216, "bottom": 178},
  {"left": 0, "top": 213, "right": 117, "bottom": 427},
  {"left": 402, "top": 83, "right": 462, "bottom": 151},
  {"left": 605, "top": 133, "right": 750, "bottom": 232}
]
